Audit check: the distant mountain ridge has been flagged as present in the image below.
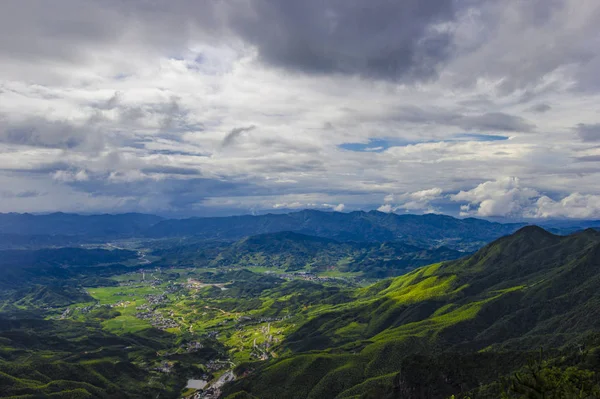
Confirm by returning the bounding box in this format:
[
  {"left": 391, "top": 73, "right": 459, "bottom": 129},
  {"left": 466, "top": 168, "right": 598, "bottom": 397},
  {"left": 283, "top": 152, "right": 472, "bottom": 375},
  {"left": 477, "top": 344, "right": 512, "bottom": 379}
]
[
  {"left": 153, "top": 231, "right": 466, "bottom": 277},
  {"left": 1, "top": 209, "right": 598, "bottom": 251},
  {"left": 145, "top": 210, "right": 527, "bottom": 251},
  {"left": 0, "top": 212, "right": 163, "bottom": 237}
]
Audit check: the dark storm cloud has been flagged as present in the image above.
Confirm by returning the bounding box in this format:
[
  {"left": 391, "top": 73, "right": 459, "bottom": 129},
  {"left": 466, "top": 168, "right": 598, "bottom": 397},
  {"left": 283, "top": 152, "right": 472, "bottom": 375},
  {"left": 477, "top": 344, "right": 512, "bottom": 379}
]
[
  {"left": 2, "top": 0, "right": 599, "bottom": 90},
  {"left": 576, "top": 124, "right": 600, "bottom": 142},
  {"left": 68, "top": 176, "right": 240, "bottom": 196},
  {"left": 92, "top": 93, "right": 195, "bottom": 132},
  {"left": 0, "top": 190, "right": 45, "bottom": 198},
  {"left": 162, "top": 178, "right": 249, "bottom": 208},
  {"left": 0, "top": 0, "right": 121, "bottom": 63},
  {"left": 2, "top": 0, "right": 600, "bottom": 218},
  {"left": 84, "top": 95, "right": 204, "bottom": 148},
  {"left": 528, "top": 103, "right": 552, "bottom": 113},
  {"left": 391, "top": 107, "right": 534, "bottom": 132},
  {"left": 141, "top": 166, "right": 201, "bottom": 176},
  {"left": 63, "top": 175, "right": 269, "bottom": 213},
  {"left": 156, "top": 97, "right": 187, "bottom": 130},
  {"left": 574, "top": 155, "right": 600, "bottom": 163},
  {"left": 0, "top": 0, "right": 223, "bottom": 67},
  {"left": 258, "top": 137, "right": 321, "bottom": 154},
  {"left": 0, "top": 117, "right": 104, "bottom": 150},
  {"left": 0, "top": 162, "right": 72, "bottom": 175},
  {"left": 250, "top": 158, "right": 325, "bottom": 173},
  {"left": 148, "top": 149, "right": 207, "bottom": 157},
  {"left": 222, "top": 125, "right": 256, "bottom": 147},
  {"left": 230, "top": 0, "right": 456, "bottom": 81},
  {"left": 459, "top": 112, "right": 535, "bottom": 132},
  {"left": 392, "top": 106, "right": 458, "bottom": 125}
]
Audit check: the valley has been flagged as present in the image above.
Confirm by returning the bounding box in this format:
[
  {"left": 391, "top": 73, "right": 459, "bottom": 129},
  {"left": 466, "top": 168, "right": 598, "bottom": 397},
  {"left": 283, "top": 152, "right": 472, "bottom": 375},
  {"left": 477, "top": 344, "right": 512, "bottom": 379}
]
[
  {"left": 1, "top": 212, "right": 600, "bottom": 398},
  {"left": 1, "top": 262, "right": 361, "bottom": 398}
]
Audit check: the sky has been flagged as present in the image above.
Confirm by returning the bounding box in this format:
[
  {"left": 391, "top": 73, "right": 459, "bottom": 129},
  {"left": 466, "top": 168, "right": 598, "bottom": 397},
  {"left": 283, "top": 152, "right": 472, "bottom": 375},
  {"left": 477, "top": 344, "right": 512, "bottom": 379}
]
[{"left": 1, "top": 0, "right": 600, "bottom": 219}]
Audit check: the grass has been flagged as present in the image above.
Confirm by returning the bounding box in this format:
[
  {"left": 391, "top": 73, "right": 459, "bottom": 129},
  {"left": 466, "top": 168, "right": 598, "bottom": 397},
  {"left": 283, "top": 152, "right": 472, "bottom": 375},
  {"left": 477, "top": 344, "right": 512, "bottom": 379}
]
[
  {"left": 87, "top": 285, "right": 161, "bottom": 305},
  {"left": 64, "top": 262, "right": 524, "bottom": 397},
  {"left": 102, "top": 315, "right": 152, "bottom": 334}
]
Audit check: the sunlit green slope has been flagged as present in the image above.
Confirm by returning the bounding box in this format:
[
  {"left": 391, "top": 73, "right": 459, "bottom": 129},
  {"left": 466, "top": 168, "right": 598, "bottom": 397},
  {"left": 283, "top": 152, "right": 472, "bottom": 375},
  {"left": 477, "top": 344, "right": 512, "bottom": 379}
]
[{"left": 224, "top": 226, "right": 600, "bottom": 399}]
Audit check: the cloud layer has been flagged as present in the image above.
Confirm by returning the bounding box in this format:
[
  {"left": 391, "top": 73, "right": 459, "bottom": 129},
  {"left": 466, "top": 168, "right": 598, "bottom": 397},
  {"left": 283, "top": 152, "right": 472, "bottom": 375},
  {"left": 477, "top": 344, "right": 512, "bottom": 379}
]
[{"left": 1, "top": 0, "right": 600, "bottom": 218}]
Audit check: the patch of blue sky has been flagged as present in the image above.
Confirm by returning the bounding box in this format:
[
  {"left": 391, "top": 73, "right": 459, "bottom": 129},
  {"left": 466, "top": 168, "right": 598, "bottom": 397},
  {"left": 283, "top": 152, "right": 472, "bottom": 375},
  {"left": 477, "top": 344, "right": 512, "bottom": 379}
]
[
  {"left": 339, "top": 134, "right": 509, "bottom": 152},
  {"left": 338, "top": 138, "right": 415, "bottom": 152},
  {"left": 453, "top": 133, "right": 509, "bottom": 141}
]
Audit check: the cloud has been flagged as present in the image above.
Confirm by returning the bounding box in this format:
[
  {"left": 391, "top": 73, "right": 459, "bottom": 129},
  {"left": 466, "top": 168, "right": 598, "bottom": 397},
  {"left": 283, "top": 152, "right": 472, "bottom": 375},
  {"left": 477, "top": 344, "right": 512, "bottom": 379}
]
[
  {"left": 451, "top": 177, "right": 539, "bottom": 217},
  {"left": 52, "top": 169, "right": 90, "bottom": 182},
  {"left": 576, "top": 123, "right": 600, "bottom": 142},
  {"left": 0, "top": 1, "right": 599, "bottom": 217},
  {"left": 141, "top": 166, "right": 201, "bottom": 176},
  {"left": 0, "top": 190, "right": 45, "bottom": 199},
  {"left": 535, "top": 193, "right": 600, "bottom": 219},
  {"left": 389, "top": 107, "right": 534, "bottom": 132},
  {"left": 445, "top": 0, "right": 600, "bottom": 93},
  {"left": 459, "top": 112, "right": 535, "bottom": 132},
  {"left": 451, "top": 177, "right": 600, "bottom": 219},
  {"left": 377, "top": 204, "right": 393, "bottom": 213},
  {"left": 378, "top": 187, "right": 444, "bottom": 213},
  {"left": 575, "top": 155, "right": 600, "bottom": 163},
  {"left": 272, "top": 201, "right": 345, "bottom": 212},
  {"left": 230, "top": 0, "right": 456, "bottom": 81},
  {"left": 0, "top": 116, "right": 105, "bottom": 151},
  {"left": 221, "top": 125, "right": 257, "bottom": 148},
  {"left": 528, "top": 103, "right": 552, "bottom": 113}
]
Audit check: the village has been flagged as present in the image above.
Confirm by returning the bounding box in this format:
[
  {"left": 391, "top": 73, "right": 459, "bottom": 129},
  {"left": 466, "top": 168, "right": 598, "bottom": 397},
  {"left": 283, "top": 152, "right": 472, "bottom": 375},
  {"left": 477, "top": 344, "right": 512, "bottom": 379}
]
[
  {"left": 135, "top": 303, "right": 179, "bottom": 330},
  {"left": 69, "top": 267, "right": 307, "bottom": 398}
]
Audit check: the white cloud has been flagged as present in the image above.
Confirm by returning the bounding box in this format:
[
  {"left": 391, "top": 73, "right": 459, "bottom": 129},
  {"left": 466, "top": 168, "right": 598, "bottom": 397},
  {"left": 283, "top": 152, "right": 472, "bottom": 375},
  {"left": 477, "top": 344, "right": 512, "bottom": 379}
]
[
  {"left": 406, "top": 187, "right": 443, "bottom": 201},
  {"left": 535, "top": 193, "right": 600, "bottom": 219},
  {"left": 451, "top": 177, "right": 539, "bottom": 217},
  {"left": 452, "top": 177, "right": 600, "bottom": 219},
  {"left": 378, "top": 187, "right": 444, "bottom": 213},
  {"left": 377, "top": 204, "right": 393, "bottom": 213},
  {"left": 52, "top": 169, "right": 89, "bottom": 182},
  {"left": 272, "top": 202, "right": 345, "bottom": 212}
]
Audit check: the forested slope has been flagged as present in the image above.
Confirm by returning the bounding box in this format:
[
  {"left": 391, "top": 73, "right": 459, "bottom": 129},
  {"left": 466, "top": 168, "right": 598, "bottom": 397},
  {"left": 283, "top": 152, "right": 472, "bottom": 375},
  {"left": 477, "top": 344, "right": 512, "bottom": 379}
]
[{"left": 224, "top": 227, "right": 600, "bottom": 398}]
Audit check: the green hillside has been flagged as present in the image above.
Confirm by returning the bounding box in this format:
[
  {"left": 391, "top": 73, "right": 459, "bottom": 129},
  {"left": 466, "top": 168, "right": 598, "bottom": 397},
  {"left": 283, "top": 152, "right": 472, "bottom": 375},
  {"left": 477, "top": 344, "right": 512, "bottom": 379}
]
[
  {"left": 0, "top": 318, "right": 189, "bottom": 398},
  {"left": 223, "top": 227, "right": 600, "bottom": 398},
  {"left": 153, "top": 231, "right": 465, "bottom": 278}
]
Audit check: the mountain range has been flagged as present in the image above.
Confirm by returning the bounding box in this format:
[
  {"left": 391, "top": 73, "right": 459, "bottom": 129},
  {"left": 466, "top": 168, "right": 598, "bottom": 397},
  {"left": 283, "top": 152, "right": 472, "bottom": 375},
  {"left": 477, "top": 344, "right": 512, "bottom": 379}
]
[
  {"left": 224, "top": 226, "right": 600, "bottom": 398},
  {"left": 153, "top": 231, "right": 466, "bottom": 278},
  {"left": 1, "top": 220, "right": 600, "bottom": 397},
  {"left": 0, "top": 210, "right": 531, "bottom": 252},
  {"left": 1, "top": 210, "right": 597, "bottom": 252},
  {"left": 145, "top": 210, "right": 527, "bottom": 251}
]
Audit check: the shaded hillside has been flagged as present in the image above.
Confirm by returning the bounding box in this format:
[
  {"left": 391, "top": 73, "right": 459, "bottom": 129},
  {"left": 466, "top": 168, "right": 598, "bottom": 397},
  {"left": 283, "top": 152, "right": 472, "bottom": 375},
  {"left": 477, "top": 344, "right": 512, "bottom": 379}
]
[
  {"left": 152, "top": 231, "right": 466, "bottom": 277},
  {"left": 0, "top": 233, "right": 86, "bottom": 250},
  {"left": 5, "top": 285, "right": 94, "bottom": 309},
  {"left": 0, "top": 212, "right": 163, "bottom": 238},
  {"left": 541, "top": 219, "right": 600, "bottom": 235},
  {"left": 224, "top": 226, "right": 600, "bottom": 399},
  {"left": 146, "top": 210, "right": 525, "bottom": 251},
  {"left": 0, "top": 247, "right": 138, "bottom": 290},
  {"left": 0, "top": 318, "right": 189, "bottom": 398}
]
